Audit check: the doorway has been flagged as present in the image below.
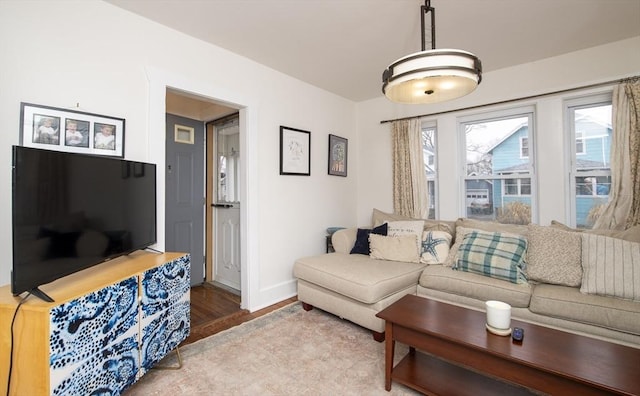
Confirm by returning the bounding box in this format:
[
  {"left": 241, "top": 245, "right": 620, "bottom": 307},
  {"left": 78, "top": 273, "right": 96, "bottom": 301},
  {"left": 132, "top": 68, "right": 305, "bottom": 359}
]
[{"left": 164, "top": 88, "right": 242, "bottom": 303}]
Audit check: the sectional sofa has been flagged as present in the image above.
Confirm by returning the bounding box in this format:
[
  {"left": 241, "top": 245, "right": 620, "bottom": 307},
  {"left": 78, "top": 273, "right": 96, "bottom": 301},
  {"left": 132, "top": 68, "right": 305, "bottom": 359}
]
[{"left": 293, "top": 209, "right": 640, "bottom": 347}]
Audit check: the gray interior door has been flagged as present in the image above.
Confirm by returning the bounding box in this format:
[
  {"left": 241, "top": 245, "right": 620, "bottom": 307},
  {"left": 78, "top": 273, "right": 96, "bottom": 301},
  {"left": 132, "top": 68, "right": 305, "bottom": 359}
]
[{"left": 166, "top": 113, "right": 205, "bottom": 285}]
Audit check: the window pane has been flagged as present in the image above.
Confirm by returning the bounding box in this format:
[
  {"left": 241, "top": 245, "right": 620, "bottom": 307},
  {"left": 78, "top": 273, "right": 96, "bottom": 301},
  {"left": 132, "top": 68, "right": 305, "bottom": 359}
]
[
  {"left": 570, "top": 103, "right": 611, "bottom": 228},
  {"left": 520, "top": 178, "right": 531, "bottom": 195},
  {"left": 505, "top": 179, "right": 518, "bottom": 195},
  {"left": 463, "top": 113, "right": 533, "bottom": 224},
  {"left": 465, "top": 117, "right": 530, "bottom": 177},
  {"left": 216, "top": 120, "right": 240, "bottom": 203},
  {"left": 423, "top": 126, "right": 437, "bottom": 219}
]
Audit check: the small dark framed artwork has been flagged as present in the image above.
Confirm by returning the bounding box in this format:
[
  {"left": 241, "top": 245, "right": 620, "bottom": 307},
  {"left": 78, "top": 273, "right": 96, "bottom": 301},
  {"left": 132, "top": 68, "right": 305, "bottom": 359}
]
[
  {"left": 19, "top": 102, "right": 125, "bottom": 157},
  {"left": 328, "top": 134, "right": 348, "bottom": 177},
  {"left": 279, "top": 125, "right": 311, "bottom": 176}
]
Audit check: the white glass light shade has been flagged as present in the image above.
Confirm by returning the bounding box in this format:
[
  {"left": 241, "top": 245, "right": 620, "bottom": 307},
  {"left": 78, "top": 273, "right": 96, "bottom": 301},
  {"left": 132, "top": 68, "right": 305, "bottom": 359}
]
[{"left": 382, "top": 49, "right": 482, "bottom": 104}]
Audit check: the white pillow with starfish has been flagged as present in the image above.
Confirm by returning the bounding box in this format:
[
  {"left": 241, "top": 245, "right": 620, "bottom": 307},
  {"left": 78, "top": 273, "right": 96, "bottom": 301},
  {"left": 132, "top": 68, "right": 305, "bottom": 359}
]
[{"left": 420, "top": 231, "right": 453, "bottom": 264}]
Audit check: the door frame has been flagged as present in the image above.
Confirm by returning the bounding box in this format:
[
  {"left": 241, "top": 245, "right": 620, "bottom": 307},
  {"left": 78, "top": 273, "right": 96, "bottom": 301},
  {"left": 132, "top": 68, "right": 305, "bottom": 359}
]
[{"left": 146, "top": 66, "right": 257, "bottom": 310}]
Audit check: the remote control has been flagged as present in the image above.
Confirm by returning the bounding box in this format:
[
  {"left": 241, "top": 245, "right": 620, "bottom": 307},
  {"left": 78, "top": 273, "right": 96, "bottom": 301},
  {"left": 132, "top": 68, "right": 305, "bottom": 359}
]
[{"left": 512, "top": 327, "right": 524, "bottom": 342}]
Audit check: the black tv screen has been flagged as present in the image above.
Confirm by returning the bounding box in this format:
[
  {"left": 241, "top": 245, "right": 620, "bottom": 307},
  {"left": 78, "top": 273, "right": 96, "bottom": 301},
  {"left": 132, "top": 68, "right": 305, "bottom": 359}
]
[{"left": 11, "top": 146, "right": 157, "bottom": 301}]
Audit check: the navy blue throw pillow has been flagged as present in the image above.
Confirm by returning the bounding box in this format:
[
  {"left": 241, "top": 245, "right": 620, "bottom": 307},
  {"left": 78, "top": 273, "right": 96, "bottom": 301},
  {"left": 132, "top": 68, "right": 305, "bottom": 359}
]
[{"left": 350, "top": 223, "right": 388, "bottom": 255}]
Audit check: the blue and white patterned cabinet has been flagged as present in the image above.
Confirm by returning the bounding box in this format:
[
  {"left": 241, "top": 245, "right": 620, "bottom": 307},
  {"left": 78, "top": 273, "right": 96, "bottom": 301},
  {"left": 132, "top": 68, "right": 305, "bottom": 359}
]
[
  {"left": 140, "top": 254, "right": 191, "bottom": 374},
  {"left": 49, "top": 277, "right": 140, "bottom": 395},
  {"left": 0, "top": 253, "right": 193, "bottom": 395}
]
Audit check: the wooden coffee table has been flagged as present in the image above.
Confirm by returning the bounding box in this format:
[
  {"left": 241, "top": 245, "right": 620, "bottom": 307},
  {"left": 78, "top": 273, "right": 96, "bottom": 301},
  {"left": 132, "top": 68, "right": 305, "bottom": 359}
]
[{"left": 376, "top": 295, "right": 640, "bottom": 395}]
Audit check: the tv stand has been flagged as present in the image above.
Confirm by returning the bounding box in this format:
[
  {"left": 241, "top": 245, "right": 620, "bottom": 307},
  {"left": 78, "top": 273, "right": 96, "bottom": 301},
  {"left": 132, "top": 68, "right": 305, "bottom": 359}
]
[
  {"left": 28, "top": 286, "right": 54, "bottom": 303},
  {"left": 0, "top": 251, "right": 190, "bottom": 395}
]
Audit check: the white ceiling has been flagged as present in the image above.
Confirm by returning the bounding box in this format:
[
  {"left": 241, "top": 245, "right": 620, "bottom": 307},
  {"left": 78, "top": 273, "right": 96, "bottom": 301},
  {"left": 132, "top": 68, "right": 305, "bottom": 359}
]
[{"left": 105, "top": 0, "right": 640, "bottom": 102}]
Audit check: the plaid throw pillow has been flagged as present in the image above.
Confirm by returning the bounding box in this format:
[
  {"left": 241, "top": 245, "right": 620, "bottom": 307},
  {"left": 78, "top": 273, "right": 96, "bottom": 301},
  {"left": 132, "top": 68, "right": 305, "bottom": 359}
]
[{"left": 454, "top": 230, "right": 528, "bottom": 284}]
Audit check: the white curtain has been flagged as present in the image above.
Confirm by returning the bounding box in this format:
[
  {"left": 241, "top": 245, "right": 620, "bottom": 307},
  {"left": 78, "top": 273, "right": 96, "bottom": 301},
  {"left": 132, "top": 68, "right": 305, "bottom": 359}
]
[
  {"left": 391, "top": 119, "right": 429, "bottom": 219},
  {"left": 593, "top": 80, "right": 640, "bottom": 229}
]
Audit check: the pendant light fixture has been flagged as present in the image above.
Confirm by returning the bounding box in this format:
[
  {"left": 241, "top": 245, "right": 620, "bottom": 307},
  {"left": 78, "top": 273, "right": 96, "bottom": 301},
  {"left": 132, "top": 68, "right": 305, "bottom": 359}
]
[{"left": 382, "top": 0, "right": 482, "bottom": 104}]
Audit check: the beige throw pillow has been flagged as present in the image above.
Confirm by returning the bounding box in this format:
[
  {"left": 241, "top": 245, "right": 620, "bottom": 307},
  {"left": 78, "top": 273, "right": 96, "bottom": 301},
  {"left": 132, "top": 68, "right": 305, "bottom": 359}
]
[
  {"left": 386, "top": 220, "right": 424, "bottom": 256},
  {"left": 580, "top": 233, "right": 640, "bottom": 301},
  {"left": 371, "top": 208, "right": 456, "bottom": 238},
  {"left": 369, "top": 234, "right": 420, "bottom": 263},
  {"left": 526, "top": 224, "right": 582, "bottom": 287}
]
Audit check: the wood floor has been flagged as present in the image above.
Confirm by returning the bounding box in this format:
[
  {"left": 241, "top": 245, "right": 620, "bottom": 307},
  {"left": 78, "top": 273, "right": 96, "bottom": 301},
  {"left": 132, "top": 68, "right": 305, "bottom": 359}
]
[{"left": 182, "top": 282, "right": 297, "bottom": 346}]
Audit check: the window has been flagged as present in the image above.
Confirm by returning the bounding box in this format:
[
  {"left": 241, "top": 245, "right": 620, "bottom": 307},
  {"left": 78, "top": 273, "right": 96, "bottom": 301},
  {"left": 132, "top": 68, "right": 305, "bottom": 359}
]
[
  {"left": 566, "top": 94, "right": 612, "bottom": 228},
  {"left": 575, "top": 131, "right": 585, "bottom": 155},
  {"left": 520, "top": 137, "right": 529, "bottom": 158},
  {"left": 504, "top": 178, "right": 531, "bottom": 195},
  {"left": 422, "top": 123, "right": 438, "bottom": 219},
  {"left": 459, "top": 107, "right": 535, "bottom": 224}
]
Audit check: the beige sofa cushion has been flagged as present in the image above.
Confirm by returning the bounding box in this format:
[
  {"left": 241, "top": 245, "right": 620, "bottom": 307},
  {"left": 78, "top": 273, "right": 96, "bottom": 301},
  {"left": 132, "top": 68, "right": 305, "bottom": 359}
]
[
  {"left": 551, "top": 221, "right": 640, "bottom": 243},
  {"left": 455, "top": 218, "right": 529, "bottom": 240},
  {"left": 294, "top": 253, "right": 425, "bottom": 304},
  {"left": 419, "top": 265, "right": 532, "bottom": 308},
  {"left": 530, "top": 283, "right": 640, "bottom": 336},
  {"left": 526, "top": 224, "right": 583, "bottom": 287}
]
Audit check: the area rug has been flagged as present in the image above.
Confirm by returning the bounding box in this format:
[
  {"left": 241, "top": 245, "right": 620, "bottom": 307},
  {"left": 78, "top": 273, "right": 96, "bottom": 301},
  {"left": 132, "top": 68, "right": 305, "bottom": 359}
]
[{"left": 124, "top": 302, "right": 419, "bottom": 395}]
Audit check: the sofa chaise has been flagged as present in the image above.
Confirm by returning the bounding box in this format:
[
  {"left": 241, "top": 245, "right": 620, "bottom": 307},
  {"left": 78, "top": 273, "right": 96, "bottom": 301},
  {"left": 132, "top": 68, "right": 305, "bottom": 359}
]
[{"left": 293, "top": 209, "right": 640, "bottom": 347}]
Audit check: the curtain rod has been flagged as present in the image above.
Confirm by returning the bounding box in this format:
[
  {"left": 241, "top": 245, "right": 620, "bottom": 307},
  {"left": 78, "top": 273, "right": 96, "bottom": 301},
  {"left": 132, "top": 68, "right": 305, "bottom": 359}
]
[{"left": 379, "top": 75, "right": 640, "bottom": 124}]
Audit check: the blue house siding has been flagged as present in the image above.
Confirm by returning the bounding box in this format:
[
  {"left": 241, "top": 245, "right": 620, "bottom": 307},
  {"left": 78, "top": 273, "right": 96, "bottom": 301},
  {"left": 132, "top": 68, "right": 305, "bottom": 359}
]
[
  {"left": 576, "top": 131, "right": 610, "bottom": 169},
  {"left": 492, "top": 127, "right": 529, "bottom": 173}
]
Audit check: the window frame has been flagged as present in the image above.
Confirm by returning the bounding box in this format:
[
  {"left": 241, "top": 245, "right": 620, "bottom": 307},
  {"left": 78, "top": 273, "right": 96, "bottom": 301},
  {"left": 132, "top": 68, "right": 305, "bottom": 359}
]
[
  {"left": 458, "top": 105, "right": 537, "bottom": 223},
  {"left": 564, "top": 92, "right": 612, "bottom": 228}
]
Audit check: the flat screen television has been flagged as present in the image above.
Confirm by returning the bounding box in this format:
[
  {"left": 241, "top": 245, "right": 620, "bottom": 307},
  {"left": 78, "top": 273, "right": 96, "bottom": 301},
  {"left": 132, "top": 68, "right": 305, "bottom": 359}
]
[{"left": 11, "top": 146, "right": 157, "bottom": 302}]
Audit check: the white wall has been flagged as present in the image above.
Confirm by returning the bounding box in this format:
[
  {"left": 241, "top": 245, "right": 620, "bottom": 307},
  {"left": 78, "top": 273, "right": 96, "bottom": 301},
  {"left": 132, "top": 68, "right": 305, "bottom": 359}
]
[
  {"left": 0, "top": 0, "right": 357, "bottom": 310},
  {"left": 355, "top": 36, "right": 640, "bottom": 227}
]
